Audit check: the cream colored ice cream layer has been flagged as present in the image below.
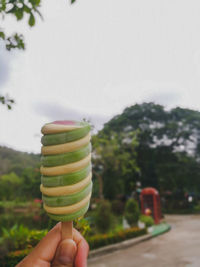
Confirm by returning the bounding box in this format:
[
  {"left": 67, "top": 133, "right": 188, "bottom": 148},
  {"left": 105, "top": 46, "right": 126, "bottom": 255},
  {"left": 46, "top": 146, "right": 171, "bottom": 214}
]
[
  {"left": 43, "top": 193, "right": 91, "bottom": 215},
  {"left": 40, "top": 172, "right": 92, "bottom": 196},
  {"left": 41, "top": 133, "right": 91, "bottom": 155},
  {"left": 41, "top": 123, "right": 82, "bottom": 134},
  {"left": 40, "top": 154, "right": 91, "bottom": 176}
]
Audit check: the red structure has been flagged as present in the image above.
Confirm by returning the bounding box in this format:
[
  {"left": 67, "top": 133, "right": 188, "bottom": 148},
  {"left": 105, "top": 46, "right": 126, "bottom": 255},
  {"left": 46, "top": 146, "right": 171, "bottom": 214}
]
[{"left": 140, "top": 187, "right": 162, "bottom": 224}]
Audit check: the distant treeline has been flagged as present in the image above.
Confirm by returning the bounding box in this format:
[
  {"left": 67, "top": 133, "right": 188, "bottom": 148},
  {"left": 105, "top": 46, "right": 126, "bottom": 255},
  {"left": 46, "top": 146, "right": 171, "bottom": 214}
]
[
  {"left": 0, "top": 146, "right": 39, "bottom": 175},
  {"left": 92, "top": 102, "right": 200, "bottom": 203},
  {"left": 1, "top": 102, "right": 200, "bottom": 205}
]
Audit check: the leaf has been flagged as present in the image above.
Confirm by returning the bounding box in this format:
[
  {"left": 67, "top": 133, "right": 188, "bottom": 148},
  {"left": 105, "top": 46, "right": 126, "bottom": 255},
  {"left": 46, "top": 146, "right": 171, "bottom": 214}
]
[
  {"left": 15, "top": 8, "right": 24, "bottom": 20},
  {"left": 28, "top": 13, "right": 35, "bottom": 26},
  {"left": 71, "top": 0, "right": 76, "bottom": 3},
  {"left": 0, "top": 0, "right": 6, "bottom": 11},
  {"left": 12, "top": 224, "right": 18, "bottom": 231},
  {"left": 6, "top": 5, "right": 17, "bottom": 14},
  {"left": 0, "top": 31, "right": 5, "bottom": 40},
  {"left": 29, "top": 0, "right": 41, "bottom": 7},
  {"left": 23, "top": 4, "right": 31, "bottom": 14},
  {"left": 0, "top": 96, "right": 5, "bottom": 104},
  {"left": 33, "top": 7, "right": 43, "bottom": 19},
  {"left": 2, "top": 227, "right": 9, "bottom": 237}
]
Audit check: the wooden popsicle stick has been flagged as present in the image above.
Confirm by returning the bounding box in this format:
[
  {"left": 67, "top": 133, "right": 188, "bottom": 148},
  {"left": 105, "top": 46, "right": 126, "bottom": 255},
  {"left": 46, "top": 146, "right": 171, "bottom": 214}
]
[
  {"left": 56, "top": 221, "right": 74, "bottom": 267},
  {"left": 61, "top": 221, "right": 73, "bottom": 240}
]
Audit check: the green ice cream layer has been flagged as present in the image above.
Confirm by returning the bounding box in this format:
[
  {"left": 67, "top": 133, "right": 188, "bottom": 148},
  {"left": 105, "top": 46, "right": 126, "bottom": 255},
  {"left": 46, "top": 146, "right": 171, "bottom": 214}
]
[
  {"left": 48, "top": 202, "right": 90, "bottom": 222},
  {"left": 41, "top": 143, "right": 91, "bottom": 167},
  {"left": 42, "top": 181, "right": 92, "bottom": 207},
  {"left": 41, "top": 164, "right": 91, "bottom": 187},
  {"left": 41, "top": 125, "right": 91, "bottom": 146}
]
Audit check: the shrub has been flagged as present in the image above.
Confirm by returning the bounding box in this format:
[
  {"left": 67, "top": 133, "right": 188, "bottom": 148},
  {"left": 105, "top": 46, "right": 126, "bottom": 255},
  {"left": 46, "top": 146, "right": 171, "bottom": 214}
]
[
  {"left": 139, "top": 215, "right": 154, "bottom": 227},
  {"left": 193, "top": 204, "right": 200, "bottom": 213},
  {"left": 2, "top": 248, "right": 32, "bottom": 267},
  {"left": 2, "top": 227, "right": 147, "bottom": 266},
  {"left": 74, "top": 218, "right": 91, "bottom": 238},
  {"left": 95, "top": 200, "right": 113, "bottom": 233},
  {"left": 87, "top": 227, "right": 147, "bottom": 250},
  {"left": 111, "top": 199, "right": 125, "bottom": 216},
  {"left": 0, "top": 224, "right": 47, "bottom": 259},
  {"left": 124, "top": 199, "right": 140, "bottom": 226}
]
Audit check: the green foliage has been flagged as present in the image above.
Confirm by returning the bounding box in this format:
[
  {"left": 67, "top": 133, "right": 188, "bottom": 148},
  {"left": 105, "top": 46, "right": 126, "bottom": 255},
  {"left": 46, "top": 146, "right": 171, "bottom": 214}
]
[
  {"left": 2, "top": 227, "right": 146, "bottom": 266},
  {"left": 99, "top": 103, "right": 200, "bottom": 197},
  {"left": 0, "top": 146, "right": 40, "bottom": 176},
  {"left": 74, "top": 218, "right": 91, "bottom": 238},
  {"left": 87, "top": 227, "right": 147, "bottom": 250},
  {"left": 20, "top": 167, "right": 41, "bottom": 200},
  {"left": 0, "top": 0, "right": 76, "bottom": 109},
  {"left": 0, "top": 0, "right": 41, "bottom": 57},
  {"left": 139, "top": 215, "right": 154, "bottom": 227},
  {"left": 2, "top": 248, "right": 32, "bottom": 267},
  {"left": 111, "top": 199, "right": 125, "bottom": 216},
  {"left": 0, "top": 200, "right": 41, "bottom": 211},
  {"left": 0, "top": 204, "right": 49, "bottom": 243},
  {"left": 0, "top": 168, "right": 41, "bottom": 201},
  {"left": 5, "top": 33, "right": 25, "bottom": 51},
  {"left": 0, "top": 95, "right": 14, "bottom": 109},
  {"left": 0, "top": 172, "right": 22, "bottom": 200},
  {"left": 0, "top": 146, "right": 41, "bottom": 201},
  {"left": 0, "top": 0, "right": 76, "bottom": 50},
  {"left": 92, "top": 130, "right": 140, "bottom": 199},
  {"left": 124, "top": 199, "right": 140, "bottom": 226},
  {"left": 0, "top": 223, "right": 47, "bottom": 265},
  {"left": 0, "top": 224, "right": 47, "bottom": 257},
  {"left": 193, "top": 204, "right": 200, "bottom": 213},
  {"left": 95, "top": 200, "right": 113, "bottom": 233}
]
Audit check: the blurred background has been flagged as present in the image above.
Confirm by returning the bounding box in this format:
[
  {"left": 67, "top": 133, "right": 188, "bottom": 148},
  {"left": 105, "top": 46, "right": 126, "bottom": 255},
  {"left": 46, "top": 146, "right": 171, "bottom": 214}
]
[{"left": 1, "top": 0, "right": 200, "bottom": 266}]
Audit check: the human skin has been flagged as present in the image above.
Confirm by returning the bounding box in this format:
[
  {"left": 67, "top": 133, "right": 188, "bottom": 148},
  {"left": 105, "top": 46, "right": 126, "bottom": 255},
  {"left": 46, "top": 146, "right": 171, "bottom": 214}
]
[{"left": 16, "top": 223, "right": 89, "bottom": 267}]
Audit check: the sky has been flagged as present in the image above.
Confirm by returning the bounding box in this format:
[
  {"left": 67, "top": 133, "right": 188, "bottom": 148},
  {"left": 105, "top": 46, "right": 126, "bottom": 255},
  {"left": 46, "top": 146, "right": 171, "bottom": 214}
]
[{"left": 1, "top": 0, "right": 200, "bottom": 153}]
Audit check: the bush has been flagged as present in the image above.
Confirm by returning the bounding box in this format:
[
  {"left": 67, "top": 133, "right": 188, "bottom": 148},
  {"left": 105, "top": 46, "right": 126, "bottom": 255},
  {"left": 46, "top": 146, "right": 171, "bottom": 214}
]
[
  {"left": 2, "top": 248, "right": 32, "bottom": 267},
  {"left": 0, "top": 224, "right": 47, "bottom": 259},
  {"left": 111, "top": 200, "right": 125, "bottom": 216},
  {"left": 74, "top": 218, "right": 91, "bottom": 238},
  {"left": 139, "top": 215, "right": 154, "bottom": 227},
  {"left": 87, "top": 227, "right": 147, "bottom": 250},
  {"left": 95, "top": 200, "right": 113, "bottom": 233},
  {"left": 193, "top": 204, "right": 200, "bottom": 213},
  {"left": 2, "top": 227, "right": 147, "bottom": 266},
  {"left": 124, "top": 199, "right": 140, "bottom": 226},
  {"left": 0, "top": 205, "right": 49, "bottom": 234}
]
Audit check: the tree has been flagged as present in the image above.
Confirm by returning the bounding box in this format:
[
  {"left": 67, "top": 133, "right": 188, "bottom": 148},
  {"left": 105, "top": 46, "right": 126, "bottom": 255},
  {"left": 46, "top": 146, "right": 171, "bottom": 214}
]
[
  {"left": 124, "top": 199, "right": 140, "bottom": 226},
  {"left": 103, "top": 103, "right": 200, "bottom": 156},
  {"left": 21, "top": 167, "right": 41, "bottom": 199},
  {"left": 0, "top": 145, "right": 40, "bottom": 175},
  {"left": 95, "top": 200, "right": 113, "bottom": 233},
  {"left": 99, "top": 103, "right": 200, "bottom": 196},
  {"left": 0, "top": 0, "right": 75, "bottom": 108},
  {"left": 92, "top": 130, "right": 140, "bottom": 199},
  {"left": 0, "top": 172, "right": 22, "bottom": 200}
]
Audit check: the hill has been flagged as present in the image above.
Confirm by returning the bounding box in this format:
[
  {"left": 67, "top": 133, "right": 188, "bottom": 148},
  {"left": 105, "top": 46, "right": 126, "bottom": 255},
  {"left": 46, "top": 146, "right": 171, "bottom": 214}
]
[{"left": 0, "top": 146, "right": 40, "bottom": 175}]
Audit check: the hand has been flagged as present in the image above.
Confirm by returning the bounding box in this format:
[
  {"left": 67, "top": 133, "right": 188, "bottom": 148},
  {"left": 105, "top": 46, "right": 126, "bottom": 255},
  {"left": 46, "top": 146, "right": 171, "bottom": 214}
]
[{"left": 16, "top": 222, "right": 89, "bottom": 267}]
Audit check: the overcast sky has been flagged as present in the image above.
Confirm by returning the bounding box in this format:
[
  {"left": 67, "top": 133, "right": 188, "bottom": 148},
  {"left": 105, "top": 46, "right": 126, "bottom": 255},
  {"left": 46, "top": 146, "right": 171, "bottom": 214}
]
[{"left": 1, "top": 0, "right": 200, "bottom": 153}]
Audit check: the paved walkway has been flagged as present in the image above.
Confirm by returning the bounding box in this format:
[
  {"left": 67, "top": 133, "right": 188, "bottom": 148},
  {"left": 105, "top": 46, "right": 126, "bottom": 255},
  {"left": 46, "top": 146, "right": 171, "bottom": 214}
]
[{"left": 88, "top": 215, "right": 200, "bottom": 267}]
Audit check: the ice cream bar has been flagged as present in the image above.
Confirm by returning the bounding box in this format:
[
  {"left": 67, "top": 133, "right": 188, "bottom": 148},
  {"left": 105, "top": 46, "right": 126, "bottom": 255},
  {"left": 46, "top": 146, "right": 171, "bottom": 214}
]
[{"left": 40, "top": 120, "right": 92, "bottom": 222}]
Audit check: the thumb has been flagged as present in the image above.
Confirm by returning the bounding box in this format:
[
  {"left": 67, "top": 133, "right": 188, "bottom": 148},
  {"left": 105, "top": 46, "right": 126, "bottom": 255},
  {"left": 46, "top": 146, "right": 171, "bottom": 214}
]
[{"left": 52, "top": 239, "right": 77, "bottom": 267}]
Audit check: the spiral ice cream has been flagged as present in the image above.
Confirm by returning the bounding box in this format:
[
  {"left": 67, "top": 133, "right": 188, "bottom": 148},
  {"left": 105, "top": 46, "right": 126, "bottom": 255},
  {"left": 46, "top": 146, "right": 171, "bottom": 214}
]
[{"left": 40, "top": 120, "right": 92, "bottom": 221}]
